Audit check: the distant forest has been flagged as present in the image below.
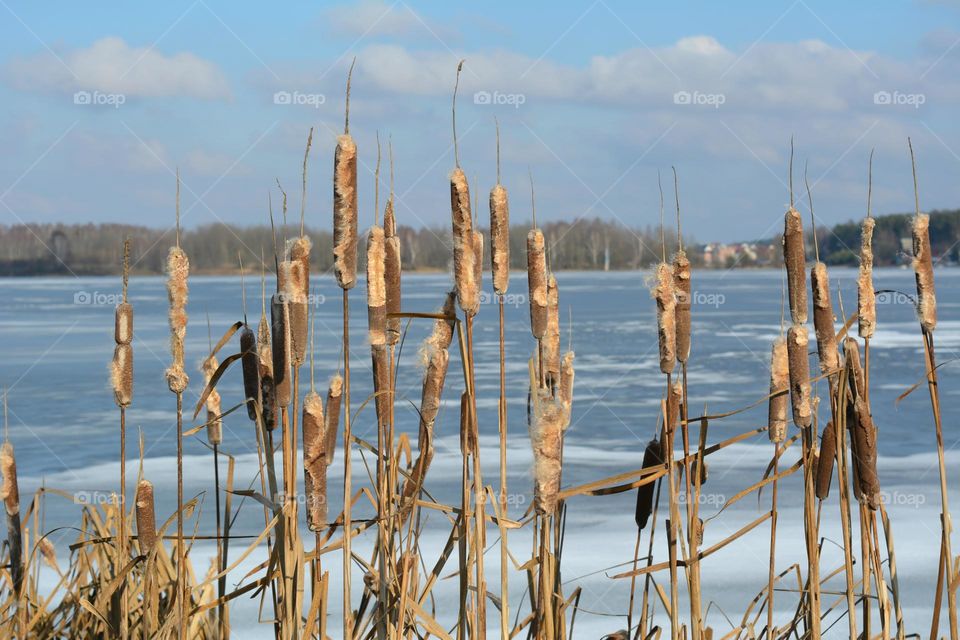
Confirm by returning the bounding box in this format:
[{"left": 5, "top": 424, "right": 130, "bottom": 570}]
[{"left": 0, "top": 210, "right": 957, "bottom": 276}]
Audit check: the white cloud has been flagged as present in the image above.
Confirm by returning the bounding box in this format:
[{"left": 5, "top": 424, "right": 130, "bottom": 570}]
[
  {"left": 323, "top": 1, "right": 457, "bottom": 41},
  {"left": 4, "top": 36, "right": 231, "bottom": 100}
]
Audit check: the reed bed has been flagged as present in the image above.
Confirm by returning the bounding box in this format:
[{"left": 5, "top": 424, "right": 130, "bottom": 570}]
[{"left": 0, "top": 80, "right": 953, "bottom": 640}]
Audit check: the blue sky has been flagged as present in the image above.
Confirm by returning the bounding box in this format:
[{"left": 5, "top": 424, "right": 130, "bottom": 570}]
[{"left": 1, "top": 0, "right": 959, "bottom": 242}]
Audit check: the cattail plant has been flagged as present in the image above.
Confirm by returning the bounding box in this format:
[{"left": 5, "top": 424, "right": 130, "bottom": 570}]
[
  {"left": 490, "top": 126, "right": 510, "bottom": 298},
  {"left": 786, "top": 326, "right": 811, "bottom": 429},
  {"left": 859, "top": 151, "right": 876, "bottom": 341},
  {"left": 1, "top": 442, "right": 22, "bottom": 597},
  {"left": 783, "top": 208, "right": 808, "bottom": 326},
  {"left": 165, "top": 175, "right": 189, "bottom": 638},
  {"left": 136, "top": 478, "right": 158, "bottom": 636},
  {"left": 653, "top": 263, "right": 677, "bottom": 376},
  {"left": 544, "top": 274, "right": 561, "bottom": 385},
  {"left": 815, "top": 420, "right": 836, "bottom": 500},
  {"left": 384, "top": 144, "right": 402, "bottom": 347},
  {"left": 284, "top": 237, "right": 311, "bottom": 367},
  {"left": 844, "top": 338, "right": 880, "bottom": 509},
  {"left": 257, "top": 295, "right": 276, "bottom": 433},
  {"left": 324, "top": 375, "right": 342, "bottom": 464},
  {"left": 302, "top": 390, "right": 328, "bottom": 529},
  {"left": 528, "top": 384, "right": 564, "bottom": 516},
  {"left": 527, "top": 228, "right": 548, "bottom": 339},
  {"left": 241, "top": 324, "right": 260, "bottom": 422},
  {"left": 672, "top": 170, "right": 691, "bottom": 366},
  {"left": 367, "top": 226, "right": 387, "bottom": 347},
  {"left": 768, "top": 338, "right": 788, "bottom": 443},
  {"left": 634, "top": 439, "right": 663, "bottom": 531}
]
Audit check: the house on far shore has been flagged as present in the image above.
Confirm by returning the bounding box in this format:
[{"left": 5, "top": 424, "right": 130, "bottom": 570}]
[{"left": 701, "top": 242, "right": 773, "bottom": 268}]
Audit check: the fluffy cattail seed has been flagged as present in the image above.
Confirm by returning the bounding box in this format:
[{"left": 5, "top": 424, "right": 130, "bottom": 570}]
[
  {"left": 653, "top": 262, "right": 677, "bottom": 375},
  {"left": 527, "top": 229, "right": 548, "bottom": 339},
  {"left": 815, "top": 420, "right": 836, "bottom": 500},
  {"left": 302, "top": 391, "right": 328, "bottom": 529},
  {"left": 271, "top": 293, "right": 291, "bottom": 408},
  {"left": 165, "top": 247, "right": 190, "bottom": 393},
  {"left": 529, "top": 389, "right": 564, "bottom": 515},
  {"left": 1, "top": 443, "right": 21, "bottom": 594},
  {"left": 786, "top": 325, "right": 812, "bottom": 429},
  {"left": 333, "top": 134, "right": 358, "bottom": 290},
  {"left": 912, "top": 213, "right": 937, "bottom": 333},
  {"left": 450, "top": 168, "right": 479, "bottom": 315},
  {"left": 559, "top": 350, "right": 575, "bottom": 423},
  {"left": 783, "top": 209, "right": 808, "bottom": 325},
  {"left": 858, "top": 217, "right": 876, "bottom": 339},
  {"left": 325, "top": 375, "right": 343, "bottom": 463},
  {"left": 111, "top": 344, "right": 133, "bottom": 408},
  {"left": 421, "top": 292, "right": 456, "bottom": 365},
  {"left": 115, "top": 302, "right": 133, "bottom": 345},
  {"left": 489, "top": 184, "right": 510, "bottom": 295},
  {"left": 135, "top": 480, "right": 157, "bottom": 554},
  {"left": 811, "top": 263, "right": 839, "bottom": 376},
  {"left": 673, "top": 250, "right": 691, "bottom": 364},
  {"left": 634, "top": 438, "right": 662, "bottom": 531},
  {"left": 768, "top": 338, "right": 788, "bottom": 443},
  {"left": 544, "top": 274, "right": 561, "bottom": 383},
  {"left": 366, "top": 226, "right": 387, "bottom": 346},
  {"left": 240, "top": 327, "right": 260, "bottom": 422}
]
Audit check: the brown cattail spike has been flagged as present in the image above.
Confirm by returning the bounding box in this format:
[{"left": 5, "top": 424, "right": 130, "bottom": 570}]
[
  {"left": 635, "top": 438, "right": 663, "bottom": 530},
  {"left": 529, "top": 387, "right": 564, "bottom": 515},
  {"left": 334, "top": 134, "right": 358, "bottom": 290},
  {"left": 240, "top": 327, "right": 260, "bottom": 421},
  {"left": 653, "top": 262, "right": 677, "bottom": 375},
  {"left": 257, "top": 309, "right": 276, "bottom": 431},
  {"left": 451, "top": 168, "right": 479, "bottom": 315},
  {"left": 544, "top": 274, "right": 561, "bottom": 384},
  {"left": 135, "top": 480, "right": 157, "bottom": 554},
  {"left": 325, "top": 375, "right": 343, "bottom": 463},
  {"left": 366, "top": 226, "right": 387, "bottom": 346},
  {"left": 912, "top": 213, "right": 937, "bottom": 333},
  {"left": 783, "top": 208, "right": 808, "bottom": 325},
  {"left": 384, "top": 192, "right": 402, "bottom": 345},
  {"left": 811, "top": 263, "right": 839, "bottom": 376},
  {"left": 768, "top": 337, "right": 788, "bottom": 443},
  {"left": 490, "top": 121, "right": 510, "bottom": 295},
  {"left": 202, "top": 356, "right": 223, "bottom": 446},
  {"left": 859, "top": 151, "right": 876, "bottom": 339},
  {"left": 302, "top": 391, "right": 328, "bottom": 529},
  {"left": 786, "top": 325, "right": 812, "bottom": 428},
  {"left": 165, "top": 247, "right": 190, "bottom": 393},
  {"left": 271, "top": 293, "right": 291, "bottom": 408},
  {"left": 527, "top": 229, "right": 548, "bottom": 339},
  {"left": 815, "top": 420, "right": 836, "bottom": 500},
  {"left": 285, "top": 237, "right": 311, "bottom": 366},
  {"left": 844, "top": 338, "right": 880, "bottom": 509},
  {"left": 115, "top": 302, "right": 133, "bottom": 346},
  {"left": 111, "top": 344, "right": 133, "bottom": 408},
  {"left": 672, "top": 167, "right": 691, "bottom": 364}
]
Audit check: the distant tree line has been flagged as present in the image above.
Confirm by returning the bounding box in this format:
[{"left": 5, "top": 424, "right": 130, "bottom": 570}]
[{"left": 0, "top": 209, "right": 956, "bottom": 276}]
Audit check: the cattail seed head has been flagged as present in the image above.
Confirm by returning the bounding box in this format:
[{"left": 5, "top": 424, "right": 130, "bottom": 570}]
[
  {"left": 858, "top": 217, "right": 876, "bottom": 339},
  {"left": 115, "top": 302, "right": 133, "bottom": 345},
  {"left": 783, "top": 208, "right": 808, "bottom": 325},
  {"left": 673, "top": 250, "right": 691, "bottom": 363},
  {"left": 912, "top": 213, "right": 937, "bottom": 332},
  {"left": 366, "top": 226, "right": 387, "bottom": 346},
  {"left": 844, "top": 337, "right": 880, "bottom": 509},
  {"left": 529, "top": 389, "right": 565, "bottom": 515},
  {"left": 201, "top": 355, "right": 222, "bottom": 446},
  {"left": 302, "top": 391, "right": 328, "bottom": 530},
  {"left": 334, "top": 135, "right": 359, "bottom": 290},
  {"left": 111, "top": 343, "right": 133, "bottom": 408},
  {"left": 815, "top": 420, "right": 836, "bottom": 500},
  {"left": 690, "top": 458, "right": 708, "bottom": 486},
  {"left": 768, "top": 337, "right": 789, "bottom": 443},
  {"left": 165, "top": 246, "right": 190, "bottom": 393},
  {"left": 811, "top": 262, "right": 839, "bottom": 376},
  {"left": 384, "top": 208, "right": 402, "bottom": 345},
  {"left": 653, "top": 262, "right": 677, "bottom": 375},
  {"left": 559, "top": 351, "right": 575, "bottom": 424},
  {"left": 489, "top": 184, "right": 510, "bottom": 295},
  {"left": 450, "top": 168, "right": 479, "bottom": 315},
  {"left": 135, "top": 480, "right": 157, "bottom": 554},
  {"left": 257, "top": 314, "right": 276, "bottom": 431},
  {"left": 420, "top": 292, "right": 456, "bottom": 366},
  {"left": 527, "top": 229, "right": 548, "bottom": 339},
  {"left": 634, "top": 438, "right": 663, "bottom": 531},
  {"left": 325, "top": 375, "right": 343, "bottom": 463},
  {"left": 240, "top": 327, "right": 260, "bottom": 422},
  {"left": 419, "top": 347, "right": 449, "bottom": 453},
  {"left": 544, "top": 274, "right": 561, "bottom": 382},
  {"left": 283, "top": 239, "right": 311, "bottom": 366},
  {"left": 271, "top": 293, "right": 291, "bottom": 408},
  {"left": 0, "top": 443, "right": 19, "bottom": 517},
  {"left": 786, "top": 325, "right": 812, "bottom": 429}
]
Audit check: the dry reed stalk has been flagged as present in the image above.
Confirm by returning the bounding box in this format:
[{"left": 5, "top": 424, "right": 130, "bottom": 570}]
[
  {"left": 240, "top": 326, "right": 260, "bottom": 422},
  {"left": 527, "top": 229, "right": 548, "bottom": 339},
  {"left": 844, "top": 338, "right": 880, "bottom": 510},
  {"left": 284, "top": 237, "right": 311, "bottom": 366},
  {"left": 653, "top": 263, "right": 677, "bottom": 375},
  {"left": 334, "top": 134, "right": 358, "bottom": 291},
  {"left": 815, "top": 420, "right": 836, "bottom": 500},
  {"left": 459, "top": 391, "right": 473, "bottom": 457},
  {"left": 634, "top": 439, "right": 663, "bottom": 531},
  {"left": 783, "top": 208, "right": 808, "bottom": 325},
  {"left": 673, "top": 250, "right": 691, "bottom": 364},
  {"left": 859, "top": 216, "right": 876, "bottom": 339},
  {"left": 768, "top": 338, "right": 788, "bottom": 443},
  {"left": 1, "top": 443, "right": 22, "bottom": 596},
  {"left": 383, "top": 200, "right": 402, "bottom": 346},
  {"left": 271, "top": 293, "right": 291, "bottom": 408},
  {"left": 544, "top": 274, "right": 561, "bottom": 384},
  {"left": 786, "top": 325, "right": 812, "bottom": 429},
  {"left": 367, "top": 226, "right": 387, "bottom": 346},
  {"left": 302, "top": 391, "right": 328, "bottom": 529},
  {"left": 201, "top": 356, "right": 223, "bottom": 446},
  {"left": 324, "top": 375, "right": 342, "bottom": 463},
  {"left": 912, "top": 213, "right": 937, "bottom": 333},
  {"left": 371, "top": 344, "right": 390, "bottom": 435},
  {"left": 811, "top": 263, "right": 839, "bottom": 376},
  {"left": 490, "top": 183, "right": 510, "bottom": 296}
]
